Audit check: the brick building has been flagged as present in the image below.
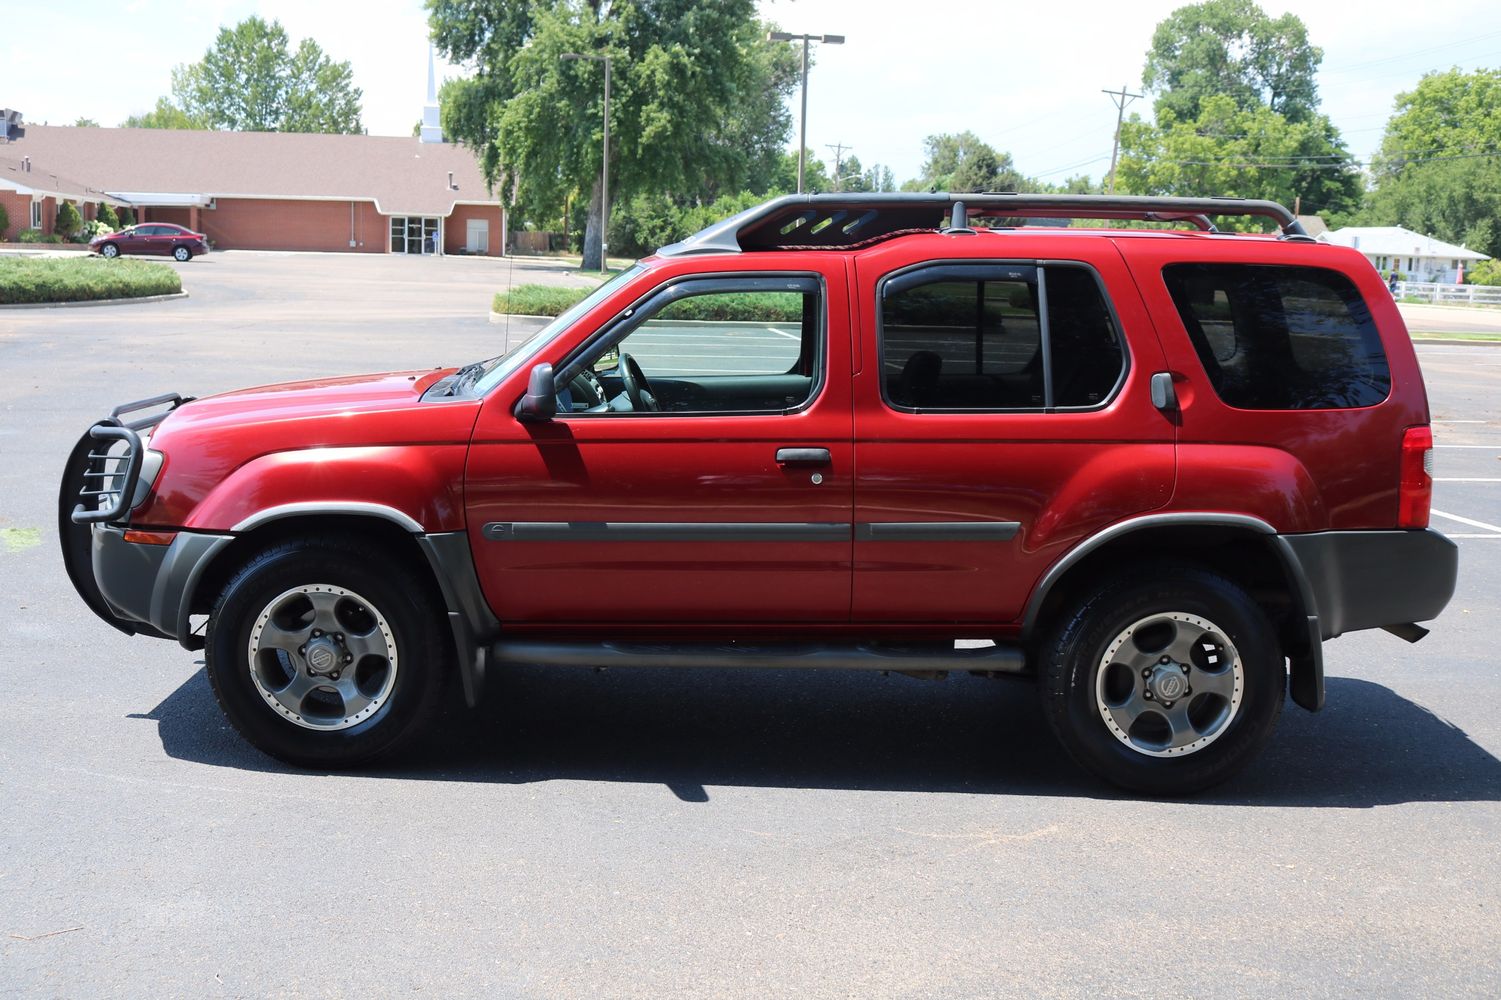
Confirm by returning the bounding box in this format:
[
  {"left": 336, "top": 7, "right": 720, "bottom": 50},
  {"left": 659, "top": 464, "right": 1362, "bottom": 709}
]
[{"left": 1, "top": 125, "right": 504, "bottom": 256}]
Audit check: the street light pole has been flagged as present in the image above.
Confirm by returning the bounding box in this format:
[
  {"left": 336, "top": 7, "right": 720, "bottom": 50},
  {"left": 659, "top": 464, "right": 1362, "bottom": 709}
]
[
  {"left": 767, "top": 31, "right": 845, "bottom": 194},
  {"left": 561, "top": 51, "right": 614, "bottom": 271}
]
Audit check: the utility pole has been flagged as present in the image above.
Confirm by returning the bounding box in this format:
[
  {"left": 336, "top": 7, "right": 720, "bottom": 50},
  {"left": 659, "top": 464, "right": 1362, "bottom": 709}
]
[
  {"left": 768, "top": 31, "right": 846, "bottom": 193},
  {"left": 1102, "top": 83, "right": 1143, "bottom": 195},
  {"left": 561, "top": 52, "right": 615, "bottom": 271},
  {"left": 826, "top": 142, "right": 850, "bottom": 191}
]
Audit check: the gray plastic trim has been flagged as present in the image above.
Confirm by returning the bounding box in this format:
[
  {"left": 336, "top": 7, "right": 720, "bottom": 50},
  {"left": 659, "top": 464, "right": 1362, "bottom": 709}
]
[
  {"left": 232, "top": 502, "right": 425, "bottom": 534},
  {"left": 482, "top": 521, "right": 851, "bottom": 543},
  {"left": 416, "top": 532, "right": 501, "bottom": 708},
  {"left": 856, "top": 522, "right": 1021, "bottom": 542},
  {"left": 1021, "top": 512, "right": 1279, "bottom": 636},
  {"left": 493, "top": 639, "right": 1028, "bottom": 674}
]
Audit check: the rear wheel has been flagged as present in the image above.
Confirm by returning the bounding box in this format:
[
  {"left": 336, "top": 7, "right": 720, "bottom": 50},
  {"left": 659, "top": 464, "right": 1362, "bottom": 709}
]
[
  {"left": 172, "top": 245, "right": 192, "bottom": 261},
  {"left": 205, "top": 539, "right": 449, "bottom": 768},
  {"left": 1038, "top": 563, "right": 1285, "bottom": 795}
]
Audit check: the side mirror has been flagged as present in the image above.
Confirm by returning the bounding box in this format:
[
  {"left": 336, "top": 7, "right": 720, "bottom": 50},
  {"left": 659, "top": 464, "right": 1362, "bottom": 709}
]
[{"left": 516, "top": 363, "right": 558, "bottom": 422}]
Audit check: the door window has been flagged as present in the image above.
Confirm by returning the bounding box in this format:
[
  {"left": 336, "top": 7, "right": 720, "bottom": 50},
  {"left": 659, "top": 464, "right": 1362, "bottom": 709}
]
[
  {"left": 879, "top": 263, "right": 1124, "bottom": 411},
  {"left": 558, "top": 276, "right": 823, "bottom": 416}
]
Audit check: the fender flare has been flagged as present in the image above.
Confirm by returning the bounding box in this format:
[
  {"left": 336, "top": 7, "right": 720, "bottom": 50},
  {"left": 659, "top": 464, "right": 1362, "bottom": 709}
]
[{"left": 1021, "top": 512, "right": 1325, "bottom": 711}]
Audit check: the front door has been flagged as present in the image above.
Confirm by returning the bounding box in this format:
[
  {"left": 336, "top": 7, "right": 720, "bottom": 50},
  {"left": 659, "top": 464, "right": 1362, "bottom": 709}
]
[
  {"left": 850, "top": 238, "right": 1176, "bottom": 627},
  {"left": 466, "top": 219, "right": 488, "bottom": 253},
  {"left": 465, "top": 266, "right": 854, "bottom": 628}
]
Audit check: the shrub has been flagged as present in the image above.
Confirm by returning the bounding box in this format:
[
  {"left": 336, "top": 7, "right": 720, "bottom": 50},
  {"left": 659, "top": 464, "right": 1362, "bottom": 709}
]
[
  {"left": 0, "top": 202, "right": 8, "bottom": 239},
  {"left": 1468, "top": 259, "right": 1501, "bottom": 287},
  {"left": 97, "top": 203, "right": 120, "bottom": 229},
  {"left": 491, "top": 283, "right": 803, "bottom": 323},
  {"left": 119, "top": 206, "right": 136, "bottom": 227},
  {"left": 81, "top": 219, "right": 115, "bottom": 240},
  {"left": 54, "top": 201, "right": 83, "bottom": 240},
  {"left": 492, "top": 284, "right": 593, "bottom": 316},
  {"left": 16, "top": 228, "right": 62, "bottom": 244},
  {"left": 0, "top": 257, "right": 182, "bottom": 304}
]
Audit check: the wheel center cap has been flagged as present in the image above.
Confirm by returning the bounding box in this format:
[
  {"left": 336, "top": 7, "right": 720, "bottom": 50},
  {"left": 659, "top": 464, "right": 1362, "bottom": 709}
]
[
  {"left": 1149, "top": 664, "right": 1188, "bottom": 702},
  {"left": 305, "top": 638, "right": 341, "bottom": 676}
]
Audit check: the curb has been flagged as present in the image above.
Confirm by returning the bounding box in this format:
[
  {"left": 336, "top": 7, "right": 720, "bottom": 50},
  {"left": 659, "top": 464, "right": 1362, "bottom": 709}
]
[
  {"left": 1410, "top": 337, "right": 1501, "bottom": 347},
  {"left": 0, "top": 291, "right": 190, "bottom": 310}
]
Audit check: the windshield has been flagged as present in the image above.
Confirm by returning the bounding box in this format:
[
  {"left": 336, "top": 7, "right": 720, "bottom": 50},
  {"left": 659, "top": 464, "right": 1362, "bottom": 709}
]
[{"left": 471, "top": 265, "right": 646, "bottom": 395}]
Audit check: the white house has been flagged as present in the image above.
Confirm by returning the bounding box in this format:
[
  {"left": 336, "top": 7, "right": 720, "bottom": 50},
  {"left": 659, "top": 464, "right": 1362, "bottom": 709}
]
[{"left": 1319, "top": 226, "right": 1490, "bottom": 283}]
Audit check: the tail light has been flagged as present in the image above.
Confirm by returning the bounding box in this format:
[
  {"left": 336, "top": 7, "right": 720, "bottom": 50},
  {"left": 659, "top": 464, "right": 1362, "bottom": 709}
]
[{"left": 1397, "top": 425, "right": 1433, "bottom": 529}]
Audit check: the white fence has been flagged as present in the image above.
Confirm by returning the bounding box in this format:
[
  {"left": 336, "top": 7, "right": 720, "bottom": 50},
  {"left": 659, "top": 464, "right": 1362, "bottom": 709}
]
[{"left": 1396, "top": 281, "right": 1501, "bottom": 306}]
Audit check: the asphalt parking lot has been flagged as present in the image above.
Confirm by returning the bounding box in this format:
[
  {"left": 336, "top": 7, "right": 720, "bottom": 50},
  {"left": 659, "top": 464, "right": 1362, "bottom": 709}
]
[{"left": 2, "top": 252, "right": 1500, "bottom": 998}]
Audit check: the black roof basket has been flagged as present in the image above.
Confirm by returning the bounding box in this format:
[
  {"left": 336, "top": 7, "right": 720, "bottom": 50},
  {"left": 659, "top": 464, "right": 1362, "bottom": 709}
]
[{"left": 656, "top": 193, "right": 1313, "bottom": 256}]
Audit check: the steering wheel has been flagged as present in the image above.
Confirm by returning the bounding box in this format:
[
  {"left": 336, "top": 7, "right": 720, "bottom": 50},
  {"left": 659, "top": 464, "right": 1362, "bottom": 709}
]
[{"left": 619, "top": 352, "right": 659, "bottom": 411}]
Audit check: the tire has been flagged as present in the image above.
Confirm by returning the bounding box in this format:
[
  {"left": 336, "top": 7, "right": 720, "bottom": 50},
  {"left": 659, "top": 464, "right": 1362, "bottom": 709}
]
[
  {"left": 172, "top": 245, "right": 192, "bottom": 261},
  {"left": 99, "top": 243, "right": 120, "bottom": 259},
  {"left": 204, "top": 538, "right": 450, "bottom": 768},
  {"left": 1038, "top": 562, "right": 1285, "bottom": 795}
]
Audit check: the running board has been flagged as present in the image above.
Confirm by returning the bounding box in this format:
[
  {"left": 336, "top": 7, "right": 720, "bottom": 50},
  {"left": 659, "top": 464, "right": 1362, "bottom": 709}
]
[{"left": 490, "top": 640, "right": 1028, "bottom": 674}]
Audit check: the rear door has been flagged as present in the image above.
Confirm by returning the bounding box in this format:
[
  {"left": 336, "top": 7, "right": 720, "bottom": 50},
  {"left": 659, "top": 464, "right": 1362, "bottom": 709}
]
[
  {"left": 465, "top": 260, "right": 855, "bottom": 627},
  {"left": 850, "top": 235, "right": 1176, "bottom": 628}
]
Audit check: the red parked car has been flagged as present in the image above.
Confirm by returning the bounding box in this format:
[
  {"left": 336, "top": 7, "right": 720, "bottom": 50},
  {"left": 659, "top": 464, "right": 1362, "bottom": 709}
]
[
  {"left": 92, "top": 222, "right": 209, "bottom": 261},
  {"left": 59, "top": 194, "right": 1457, "bottom": 793}
]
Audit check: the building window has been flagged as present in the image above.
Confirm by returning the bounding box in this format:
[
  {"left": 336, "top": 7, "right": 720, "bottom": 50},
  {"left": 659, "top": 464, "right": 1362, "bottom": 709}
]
[{"left": 30, "top": 200, "right": 42, "bottom": 230}]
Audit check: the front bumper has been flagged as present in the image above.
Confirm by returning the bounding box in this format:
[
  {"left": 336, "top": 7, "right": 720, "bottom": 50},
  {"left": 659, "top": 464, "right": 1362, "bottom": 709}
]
[{"left": 83, "top": 525, "right": 233, "bottom": 648}]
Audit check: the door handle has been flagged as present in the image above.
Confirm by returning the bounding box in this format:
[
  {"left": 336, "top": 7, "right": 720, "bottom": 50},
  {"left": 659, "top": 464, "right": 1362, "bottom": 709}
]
[{"left": 776, "top": 447, "right": 831, "bottom": 465}]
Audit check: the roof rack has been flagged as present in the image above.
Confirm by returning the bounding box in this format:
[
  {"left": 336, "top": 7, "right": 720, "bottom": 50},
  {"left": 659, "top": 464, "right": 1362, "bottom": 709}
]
[{"left": 656, "top": 193, "right": 1312, "bottom": 256}]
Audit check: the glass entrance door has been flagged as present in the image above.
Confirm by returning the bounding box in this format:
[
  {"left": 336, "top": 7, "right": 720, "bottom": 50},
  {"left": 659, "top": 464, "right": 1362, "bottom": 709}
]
[{"left": 390, "top": 216, "right": 440, "bottom": 254}]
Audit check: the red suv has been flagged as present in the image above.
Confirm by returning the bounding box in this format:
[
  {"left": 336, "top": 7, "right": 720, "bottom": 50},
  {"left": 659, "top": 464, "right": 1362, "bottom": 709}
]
[
  {"left": 59, "top": 194, "right": 1457, "bottom": 793},
  {"left": 92, "top": 222, "right": 209, "bottom": 261}
]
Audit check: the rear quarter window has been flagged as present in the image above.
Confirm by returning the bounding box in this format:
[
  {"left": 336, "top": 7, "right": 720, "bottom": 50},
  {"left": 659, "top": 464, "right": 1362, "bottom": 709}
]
[{"left": 1163, "top": 263, "right": 1391, "bottom": 410}]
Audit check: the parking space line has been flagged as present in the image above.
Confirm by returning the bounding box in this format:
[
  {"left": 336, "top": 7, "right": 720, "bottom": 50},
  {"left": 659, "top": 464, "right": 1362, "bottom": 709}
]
[
  {"left": 1445, "top": 533, "right": 1501, "bottom": 539},
  {"left": 1436, "top": 478, "right": 1501, "bottom": 482},
  {"left": 1431, "top": 509, "right": 1501, "bottom": 533},
  {"left": 1433, "top": 445, "right": 1501, "bottom": 449}
]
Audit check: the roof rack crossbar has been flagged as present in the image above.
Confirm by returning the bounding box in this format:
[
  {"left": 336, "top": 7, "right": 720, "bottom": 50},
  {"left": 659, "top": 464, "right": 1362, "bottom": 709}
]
[{"left": 656, "top": 193, "right": 1307, "bottom": 255}]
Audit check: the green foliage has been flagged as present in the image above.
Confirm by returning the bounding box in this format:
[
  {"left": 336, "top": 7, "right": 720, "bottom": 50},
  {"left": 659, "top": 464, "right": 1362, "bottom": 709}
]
[
  {"left": 18, "top": 229, "right": 61, "bottom": 244},
  {"left": 493, "top": 282, "right": 800, "bottom": 322},
  {"left": 1364, "top": 156, "right": 1500, "bottom": 258},
  {"left": 121, "top": 97, "right": 205, "bottom": 130},
  {"left": 1118, "top": 95, "right": 1360, "bottom": 223},
  {"left": 492, "top": 284, "right": 593, "bottom": 316},
  {"left": 912, "top": 132, "right": 1027, "bottom": 193},
  {"left": 153, "top": 16, "right": 363, "bottom": 133},
  {"left": 0, "top": 202, "right": 8, "bottom": 237},
  {"left": 1144, "top": 0, "right": 1321, "bottom": 123},
  {"left": 429, "top": 0, "right": 799, "bottom": 268},
  {"left": 80, "top": 219, "right": 115, "bottom": 240},
  {"left": 609, "top": 189, "right": 770, "bottom": 257},
  {"left": 97, "top": 203, "right": 120, "bottom": 229},
  {"left": 1375, "top": 68, "right": 1501, "bottom": 176},
  {"left": 0, "top": 258, "right": 181, "bottom": 304},
  {"left": 119, "top": 207, "right": 136, "bottom": 227},
  {"left": 1468, "top": 259, "right": 1501, "bottom": 286},
  {"left": 54, "top": 202, "right": 83, "bottom": 240},
  {"left": 72, "top": 117, "right": 99, "bottom": 127}
]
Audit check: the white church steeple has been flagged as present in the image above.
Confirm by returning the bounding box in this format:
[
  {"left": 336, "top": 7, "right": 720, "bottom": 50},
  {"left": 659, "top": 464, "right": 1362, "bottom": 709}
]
[{"left": 420, "top": 42, "right": 444, "bottom": 144}]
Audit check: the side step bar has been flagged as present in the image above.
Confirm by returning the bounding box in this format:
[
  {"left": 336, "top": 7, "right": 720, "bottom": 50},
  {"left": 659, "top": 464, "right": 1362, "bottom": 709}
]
[{"left": 491, "top": 640, "right": 1029, "bottom": 674}]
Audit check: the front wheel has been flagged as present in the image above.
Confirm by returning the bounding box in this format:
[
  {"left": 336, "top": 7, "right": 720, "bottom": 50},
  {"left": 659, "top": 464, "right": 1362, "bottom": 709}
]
[
  {"left": 172, "top": 245, "right": 192, "bottom": 261},
  {"left": 205, "top": 539, "right": 450, "bottom": 768},
  {"left": 1038, "top": 563, "right": 1285, "bottom": 795},
  {"left": 99, "top": 243, "right": 120, "bottom": 259}
]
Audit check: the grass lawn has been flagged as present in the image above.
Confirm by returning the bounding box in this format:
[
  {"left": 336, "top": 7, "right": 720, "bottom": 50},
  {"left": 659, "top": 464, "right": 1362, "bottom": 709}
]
[{"left": 0, "top": 257, "right": 182, "bottom": 304}]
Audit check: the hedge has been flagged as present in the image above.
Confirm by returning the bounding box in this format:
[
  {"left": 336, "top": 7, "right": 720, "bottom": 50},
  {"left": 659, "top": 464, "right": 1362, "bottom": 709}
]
[
  {"left": 493, "top": 283, "right": 803, "bottom": 323},
  {"left": 0, "top": 257, "right": 182, "bottom": 304}
]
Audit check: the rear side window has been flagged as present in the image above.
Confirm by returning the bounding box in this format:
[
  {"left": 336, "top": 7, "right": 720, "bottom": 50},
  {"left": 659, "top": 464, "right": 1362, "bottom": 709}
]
[
  {"left": 1163, "top": 264, "right": 1390, "bottom": 410},
  {"left": 880, "top": 263, "right": 1124, "bottom": 411}
]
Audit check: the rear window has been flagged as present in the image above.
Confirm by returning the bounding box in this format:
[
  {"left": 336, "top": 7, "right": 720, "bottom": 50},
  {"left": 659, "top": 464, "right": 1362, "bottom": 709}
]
[{"left": 1163, "top": 263, "right": 1390, "bottom": 410}]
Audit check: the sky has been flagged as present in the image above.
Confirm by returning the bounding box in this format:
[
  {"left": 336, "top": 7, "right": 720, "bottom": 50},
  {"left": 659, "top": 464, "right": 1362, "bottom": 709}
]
[{"left": 5, "top": 0, "right": 1500, "bottom": 188}]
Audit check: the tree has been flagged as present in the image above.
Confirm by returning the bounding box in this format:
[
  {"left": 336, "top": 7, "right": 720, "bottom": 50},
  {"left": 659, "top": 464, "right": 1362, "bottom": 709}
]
[
  {"left": 72, "top": 117, "right": 99, "bottom": 128},
  {"left": 1365, "top": 156, "right": 1500, "bottom": 258},
  {"left": 1118, "top": 96, "right": 1361, "bottom": 223},
  {"left": 55, "top": 201, "right": 82, "bottom": 239},
  {"left": 908, "top": 132, "right": 1027, "bottom": 193},
  {"left": 429, "top": 0, "right": 799, "bottom": 270},
  {"left": 98, "top": 203, "right": 120, "bottom": 228},
  {"left": 119, "top": 207, "right": 136, "bottom": 227},
  {"left": 121, "top": 97, "right": 204, "bottom": 130},
  {"left": 1375, "top": 67, "right": 1501, "bottom": 175},
  {"left": 163, "top": 16, "right": 363, "bottom": 133},
  {"left": 1143, "top": 0, "right": 1321, "bottom": 124}
]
